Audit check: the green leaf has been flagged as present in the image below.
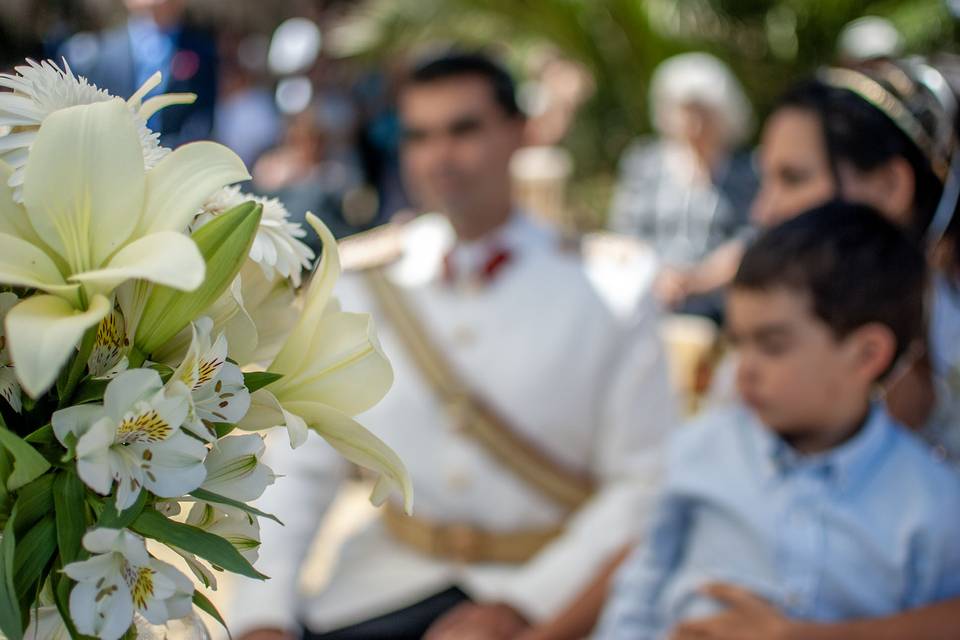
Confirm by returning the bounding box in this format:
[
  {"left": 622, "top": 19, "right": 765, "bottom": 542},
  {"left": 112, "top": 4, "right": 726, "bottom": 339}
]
[
  {"left": 242, "top": 371, "right": 283, "bottom": 393},
  {"left": 189, "top": 488, "right": 282, "bottom": 525},
  {"left": 71, "top": 378, "right": 109, "bottom": 405},
  {"left": 23, "top": 424, "right": 54, "bottom": 446},
  {"left": 0, "top": 506, "right": 23, "bottom": 640},
  {"left": 149, "top": 363, "right": 175, "bottom": 383},
  {"left": 192, "top": 590, "right": 231, "bottom": 639},
  {"left": 212, "top": 422, "right": 236, "bottom": 439},
  {"left": 57, "top": 326, "right": 98, "bottom": 408},
  {"left": 0, "top": 423, "right": 51, "bottom": 491},
  {"left": 54, "top": 470, "right": 87, "bottom": 565},
  {"left": 0, "top": 449, "right": 10, "bottom": 504},
  {"left": 136, "top": 202, "right": 263, "bottom": 355},
  {"left": 13, "top": 514, "right": 55, "bottom": 602},
  {"left": 96, "top": 488, "right": 148, "bottom": 530},
  {"left": 12, "top": 475, "right": 53, "bottom": 537},
  {"left": 130, "top": 509, "right": 266, "bottom": 580}
]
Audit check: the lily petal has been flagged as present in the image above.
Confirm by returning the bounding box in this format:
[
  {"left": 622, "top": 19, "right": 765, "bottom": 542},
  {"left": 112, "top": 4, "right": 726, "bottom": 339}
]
[
  {"left": 69, "top": 231, "right": 205, "bottom": 296},
  {"left": 22, "top": 99, "right": 145, "bottom": 272},
  {"left": 238, "top": 388, "right": 308, "bottom": 448},
  {"left": 0, "top": 160, "right": 45, "bottom": 245},
  {"left": 270, "top": 214, "right": 340, "bottom": 375},
  {"left": 138, "top": 141, "right": 250, "bottom": 236},
  {"left": 6, "top": 293, "right": 111, "bottom": 398},
  {"left": 283, "top": 400, "right": 412, "bottom": 514},
  {"left": 275, "top": 311, "right": 393, "bottom": 416},
  {"left": 0, "top": 232, "right": 76, "bottom": 297}
]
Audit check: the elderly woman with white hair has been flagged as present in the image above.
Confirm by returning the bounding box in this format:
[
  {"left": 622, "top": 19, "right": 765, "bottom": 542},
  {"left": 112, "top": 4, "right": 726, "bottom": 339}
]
[{"left": 608, "top": 52, "right": 757, "bottom": 321}]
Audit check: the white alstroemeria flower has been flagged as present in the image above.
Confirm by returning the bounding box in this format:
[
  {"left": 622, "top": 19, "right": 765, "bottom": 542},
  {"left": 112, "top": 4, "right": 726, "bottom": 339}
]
[
  {"left": 200, "top": 433, "right": 274, "bottom": 502},
  {"left": 0, "top": 59, "right": 194, "bottom": 201},
  {"left": 0, "top": 97, "right": 248, "bottom": 397},
  {"left": 52, "top": 368, "right": 208, "bottom": 510},
  {"left": 86, "top": 306, "right": 130, "bottom": 379},
  {"left": 198, "top": 185, "right": 315, "bottom": 287},
  {"left": 63, "top": 528, "right": 193, "bottom": 640},
  {"left": 238, "top": 215, "right": 412, "bottom": 513},
  {"left": 167, "top": 317, "right": 251, "bottom": 442},
  {"left": 0, "top": 291, "right": 21, "bottom": 412},
  {"left": 186, "top": 503, "right": 261, "bottom": 564}
]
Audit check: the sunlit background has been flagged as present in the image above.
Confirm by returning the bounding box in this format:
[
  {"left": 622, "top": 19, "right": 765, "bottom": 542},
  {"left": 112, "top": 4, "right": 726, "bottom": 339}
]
[
  {"left": 1, "top": 1, "right": 957, "bottom": 636},
  {"left": 2, "top": 0, "right": 956, "bottom": 237}
]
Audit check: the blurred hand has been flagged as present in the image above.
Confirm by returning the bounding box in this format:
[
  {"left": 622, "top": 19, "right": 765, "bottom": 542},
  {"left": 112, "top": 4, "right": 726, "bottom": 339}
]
[
  {"left": 425, "top": 602, "right": 530, "bottom": 640},
  {"left": 237, "top": 628, "right": 297, "bottom": 640},
  {"left": 655, "top": 268, "right": 692, "bottom": 310},
  {"left": 670, "top": 583, "right": 800, "bottom": 640}
]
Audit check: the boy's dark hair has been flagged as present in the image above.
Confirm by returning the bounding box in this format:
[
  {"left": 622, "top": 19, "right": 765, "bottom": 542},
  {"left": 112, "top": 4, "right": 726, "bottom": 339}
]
[
  {"left": 734, "top": 201, "right": 927, "bottom": 372},
  {"left": 403, "top": 51, "right": 522, "bottom": 118}
]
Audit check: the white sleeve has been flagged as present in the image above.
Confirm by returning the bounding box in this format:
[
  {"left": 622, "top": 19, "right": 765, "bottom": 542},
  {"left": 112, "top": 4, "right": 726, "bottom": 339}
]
[
  {"left": 493, "top": 301, "right": 679, "bottom": 622},
  {"left": 227, "top": 431, "right": 349, "bottom": 635}
]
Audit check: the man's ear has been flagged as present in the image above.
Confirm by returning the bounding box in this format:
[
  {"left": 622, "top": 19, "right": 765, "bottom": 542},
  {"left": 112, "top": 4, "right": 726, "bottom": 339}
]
[{"left": 848, "top": 323, "right": 898, "bottom": 383}]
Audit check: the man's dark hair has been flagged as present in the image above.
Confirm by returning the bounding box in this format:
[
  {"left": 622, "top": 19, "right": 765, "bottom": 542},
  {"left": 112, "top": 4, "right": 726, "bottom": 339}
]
[
  {"left": 734, "top": 200, "right": 927, "bottom": 370},
  {"left": 404, "top": 51, "right": 522, "bottom": 118}
]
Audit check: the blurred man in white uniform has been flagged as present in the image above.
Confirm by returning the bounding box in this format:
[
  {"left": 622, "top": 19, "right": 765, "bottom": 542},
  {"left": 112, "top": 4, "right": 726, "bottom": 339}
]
[{"left": 232, "top": 52, "right": 677, "bottom": 640}]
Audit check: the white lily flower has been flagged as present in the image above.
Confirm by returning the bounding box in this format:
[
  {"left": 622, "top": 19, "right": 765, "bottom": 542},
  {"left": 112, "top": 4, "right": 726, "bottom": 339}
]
[
  {"left": 186, "top": 503, "right": 261, "bottom": 564},
  {"left": 167, "top": 317, "right": 251, "bottom": 442},
  {"left": 52, "top": 368, "right": 208, "bottom": 510},
  {"left": 0, "top": 97, "right": 248, "bottom": 397},
  {"left": 0, "top": 59, "right": 194, "bottom": 201},
  {"left": 238, "top": 214, "right": 413, "bottom": 513},
  {"left": 0, "top": 291, "right": 21, "bottom": 412},
  {"left": 197, "top": 185, "right": 315, "bottom": 287},
  {"left": 238, "top": 261, "right": 301, "bottom": 366},
  {"left": 63, "top": 528, "right": 194, "bottom": 640},
  {"left": 200, "top": 433, "right": 274, "bottom": 502}
]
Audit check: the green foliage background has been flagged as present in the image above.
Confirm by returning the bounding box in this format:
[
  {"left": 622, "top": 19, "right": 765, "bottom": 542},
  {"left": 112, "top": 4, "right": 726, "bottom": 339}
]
[{"left": 333, "top": 0, "right": 957, "bottom": 223}]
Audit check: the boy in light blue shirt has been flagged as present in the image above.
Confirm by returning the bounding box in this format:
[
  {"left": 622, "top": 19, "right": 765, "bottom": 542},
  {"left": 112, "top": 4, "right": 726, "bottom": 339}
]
[{"left": 596, "top": 201, "right": 960, "bottom": 639}]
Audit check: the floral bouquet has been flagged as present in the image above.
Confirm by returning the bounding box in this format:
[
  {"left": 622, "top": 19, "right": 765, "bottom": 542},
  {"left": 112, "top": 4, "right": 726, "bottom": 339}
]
[{"left": 0, "top": 60, "right": 411, "bottom": 640}]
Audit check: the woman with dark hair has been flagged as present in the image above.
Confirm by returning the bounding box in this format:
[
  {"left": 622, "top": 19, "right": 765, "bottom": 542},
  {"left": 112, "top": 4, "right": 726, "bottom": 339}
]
[
  {"left": 670, "top": 59, "right": 960, "bottom": 640},
  {"left": 516, "top": 58, "right": 960, "bottom": 640}
]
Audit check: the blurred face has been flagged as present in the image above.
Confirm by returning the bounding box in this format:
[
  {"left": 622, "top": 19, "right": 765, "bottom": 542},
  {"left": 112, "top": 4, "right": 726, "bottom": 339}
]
[
  {"left": 728, "top": 286, "right": 868, "bottom": 445},
  {"left": 399, "top": 76, "right": 523, "bottom": 228},
  {"left": 752, "top": 107, "right": 917, "bottom": 229},
  {"left": 751, "top": 108, "right": 835, "bottom": 227},
  {"left": 673, "top": 102, "right": 726, "bottom": 161}
]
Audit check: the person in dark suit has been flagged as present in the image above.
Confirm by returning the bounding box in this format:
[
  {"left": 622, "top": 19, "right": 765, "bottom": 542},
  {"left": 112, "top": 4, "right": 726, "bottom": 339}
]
[{"left": 71, "top": 0, "right": 217, "bottom": 148}]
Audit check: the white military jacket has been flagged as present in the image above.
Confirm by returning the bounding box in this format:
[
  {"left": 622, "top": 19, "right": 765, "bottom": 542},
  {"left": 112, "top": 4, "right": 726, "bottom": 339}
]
[{"left": 229, "top": 212, "right": 679, "bottom": 634}]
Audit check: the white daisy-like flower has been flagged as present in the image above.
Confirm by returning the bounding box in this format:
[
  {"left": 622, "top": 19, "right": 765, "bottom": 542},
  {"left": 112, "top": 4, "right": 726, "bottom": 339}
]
[
  {"left": 197, "top": 185, "right": 316, "bottom": 287},
  {"left": 0, "top": 58, "right": 195, "bottom": 201}
]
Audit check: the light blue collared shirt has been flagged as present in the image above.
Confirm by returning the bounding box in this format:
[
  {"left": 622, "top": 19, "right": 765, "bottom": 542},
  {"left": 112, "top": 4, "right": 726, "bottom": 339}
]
[{"left": 596, "top": 404, "right": 960, "bottom": 639}]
